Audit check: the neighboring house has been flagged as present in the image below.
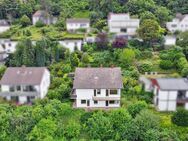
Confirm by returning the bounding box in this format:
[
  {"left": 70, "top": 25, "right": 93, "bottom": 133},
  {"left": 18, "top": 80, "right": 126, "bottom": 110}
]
[
  {"left": 71, "top": 67, "right": 123, "bottom": 109},
  {"left": 66, "top": 18, "right": 90, "bottom": 32},
  {"left": 139, "top": 76, "right": 153, "bottom": 92},
  {"left": 166, "top": 13, "right": 188, "bottom": 33},
  {"left": 58, "top": 40, "right": 83, "bottom": 52},
  {"left": 108, "top": 13, "right": 140, "bottom": 36},
  {"left": 152, "top": 78, "right": 188, "bottom": 111},
  {"left": 164, "top": 36, "right": 176, "bottom": 46},
  {"left": 84, "top": 36, "right": 96, "bottom": 43},
  {"left": 32, "top": 10, "right": 57, "bottom": 25},
  {"left": 0, "top": 20, "right": 10, "bottom": 33},
  {"left": 0, "top": 39, "right": 18, "bottom": 61},
  {"left": 0, "top": 67, "right": 50, "bottom": 104}
]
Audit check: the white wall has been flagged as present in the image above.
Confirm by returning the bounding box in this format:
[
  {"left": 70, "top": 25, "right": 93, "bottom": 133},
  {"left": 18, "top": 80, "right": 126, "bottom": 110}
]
[
  {"left": 0, "top": 39, "right": 18, "bottom": 53},
  {"left": 75, "top": 89, "right": 121, "bottom": 108},
  {"left": 58, "top": 40, "right": 82, "bottom": 52},
  {"left": 0, "top": 26, "right": 10, "bottom": 33},
  {"left": 66, "top": 23, "right": 90, "bottom": 32},
  {"left": 108, "top": 13, "right": 140, "bottom": 35},
  {"left": 39, "top": 69, "right": 50, "bottom": 98},
  {"left": 166, "top": 16, "right": 188, "bottom": 32},
  {"left": 154, "top": 86, "right": 178, "bottom": 111}
]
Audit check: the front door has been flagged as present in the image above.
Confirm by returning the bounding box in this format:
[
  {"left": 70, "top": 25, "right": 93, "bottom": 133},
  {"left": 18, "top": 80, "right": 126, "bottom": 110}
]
[
  {"left": 87, "top": 100, "right": 90, "bottom": 106},
  {"left": 106, "top": 101, "right": 109, "bottom": 107}
]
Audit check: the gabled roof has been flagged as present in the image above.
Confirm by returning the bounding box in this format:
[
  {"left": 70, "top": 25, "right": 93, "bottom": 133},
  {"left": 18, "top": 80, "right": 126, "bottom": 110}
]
[
  {"left": 33, "top": 10, "right": 49, "bottom": 17},
  {"left": 153, "top": 78, "right": 188, "bottom": 90},
  {"left": 0, "top": 67, "right": 47, "bottom": 85},
  {"left": 174, "top": 13, "right": 188, "bottom": 21},
  {"left": 66, "top": 18, "right": 90, "bottom": 24},
  {"left": 73, "top": 67, "right": 123, "bottom": 89}
]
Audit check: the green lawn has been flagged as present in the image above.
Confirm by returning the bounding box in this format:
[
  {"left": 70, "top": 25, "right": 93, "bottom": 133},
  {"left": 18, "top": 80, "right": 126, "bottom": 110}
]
[
  {"left": 73, "top": 11, "right": 90, "bottom": 18},
  {"left": 0, "top": 25, "right": 85, "bottom": 41}
]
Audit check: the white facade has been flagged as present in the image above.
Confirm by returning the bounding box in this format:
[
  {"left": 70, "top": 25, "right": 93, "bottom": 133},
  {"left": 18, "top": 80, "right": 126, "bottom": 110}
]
[
  {"left": 0, "top": 26, "right": 10, "bottom": 33},
  {"left": 0, "top": 39, "right": 18, "bottom": 61},
  {"left": 166, "top": 14, "right": 188, "bottom": 32},
  {"left": 153, "top": 86, "right": 188, "bottom": 111},
  {"left": 74, "top": 89, "right": 121, "bottom": 108},
  {"left": 108, "top": 13, "right": 140, "bottom": 36},
  {"left": 58, "top": 40, "right": 82, "bottom": 52},
  {"left": 32, "top": 16, "right": 57, "bottom": 25},
  {"left": 0, "top": 69, "right": 50, "bottom": 104},
  {"left": 66, "top": 19, "right": 90, "bottom": 32}
]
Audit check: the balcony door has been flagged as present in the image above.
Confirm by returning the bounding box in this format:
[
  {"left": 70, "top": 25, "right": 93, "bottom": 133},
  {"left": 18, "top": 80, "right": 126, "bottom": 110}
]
[
  {"left": 106, "top": 101, "right": 109, "bottom": 107},
  {"left": 87, "top": 100, "right": 90, "bottom": 107}
]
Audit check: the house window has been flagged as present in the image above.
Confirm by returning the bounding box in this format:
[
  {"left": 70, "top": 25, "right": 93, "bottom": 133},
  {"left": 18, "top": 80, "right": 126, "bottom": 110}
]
[
  {"left": 74, "top": 42, "right": 78, "bottom": 47},
  {"left": 120, "top": 28, "right": 127, "bottom": 32},
  {"left": 80, "top": 23, "right": 86, "bottom": 27},
  {"left": 106, "top": 89, "right": 109, "bottom": 96},
  {"left": 16, "top": 86, "right": 21, "bottom": 91},
  {"left": 94, "top": 89, "right": 96, "bottom": 96},
  {"left": 97, "top": 89, "right": 101, "bottom": 95},
  {"left": 110, "top": 89, "right": 118, "bottom": 95},
  {"left": 27, "top": 96, "right": 35, "bottom": 103},
  {"left": 94, "top": 100, "right": 98, "bottom": 104},
  {"left": 171, "top": 24, "right": 177, "bottom": 27},
  {"left": 81, "top": 100, "right": 86, "bottom": 104},
  {"left": 9, "top": 86, "right": 15, "bottom": 92},
  {"left": 109, "top": 100, "right": 119, "bottom": 104},
  {"left": 11, "top": 96, "right": 19, "bottom": 102}
]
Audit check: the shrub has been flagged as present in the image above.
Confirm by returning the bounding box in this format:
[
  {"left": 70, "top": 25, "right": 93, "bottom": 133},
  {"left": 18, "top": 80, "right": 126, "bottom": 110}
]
[
  {"left": 171, "top": 108, "right": 188, "bottom": 127},
  {"left": 138, "top": 62, "right": 153, "bottom": 73},
  {"left": 159, "top": 60, "right": 174, "bottom": 70},
  {"left": 139, "top": 50, "right": 153, "bottom": 59},
  {"left": 64, "top": 121, "right": 81, "bottom": 139},
  {"left": 181, "top": 66, "right": 188, "bottom": 77},
  {"left": 20, "top": 15, "right": 31, "bottom": 27},
  {"left": 112, "top": 37, "right": 127, "bottom": 48},
  {"left": 127, "top": 101, "right": 148, "bottom": 118},
  {"left": 76, "top": 28, "right": 87, "bottom": 33},
  {"left": 35, "top": 20, "right": 45, "bottom": 27}
]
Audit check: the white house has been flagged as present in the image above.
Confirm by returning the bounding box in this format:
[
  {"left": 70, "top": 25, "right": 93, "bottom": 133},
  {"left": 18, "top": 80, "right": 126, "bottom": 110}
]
[
  {"left": 108, "top": 13, "right": 140, "bottom": 36},
  {"left": 0, "top": 39, "right": 18, "bottom": 61},
  {"left": 32, "top": 10, "right": 57, "bottom": 25},
  {"left": 166, "top": 13, "right": 188, "bottom": 33},
  {"left": 66, "top": 18, "right": 90, "bottom": 32},
  {"left": 152, "top": 78, "right": 188, "bottom": 111},
  {"left": 0, "top": 67, "right": 50, "bottom": 104},
  {"left": 0, "top": 20, "right": 10, "bottom": 33},
  {"left": 58, "top": 40, "right": 83, "bottom": 52},
  {"left": 71, "top": 67, "right": 123, "bottom": 109}
]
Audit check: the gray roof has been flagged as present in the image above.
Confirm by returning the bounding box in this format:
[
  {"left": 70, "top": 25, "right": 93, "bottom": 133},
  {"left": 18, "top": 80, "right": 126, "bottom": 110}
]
[
  {"left": 0, "top": 67, "right": 47, "bottom": 85},
  {"left": 73, "top": 67, "right": 123, "bottom": 89},
  {"left": 67, "top": 18, "right": 90, "bottom": 24},
  {"left": 155, "top": 78, "right": 188, "bottom": 90}
]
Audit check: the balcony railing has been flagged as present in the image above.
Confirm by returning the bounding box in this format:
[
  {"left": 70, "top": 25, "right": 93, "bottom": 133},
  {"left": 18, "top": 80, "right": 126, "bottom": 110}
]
[
  {"left": 92, "top": 96, "right": 120, "bottom": 101},
  {"left": 0, "top": 91, "right": 39, "bottom": 97}
]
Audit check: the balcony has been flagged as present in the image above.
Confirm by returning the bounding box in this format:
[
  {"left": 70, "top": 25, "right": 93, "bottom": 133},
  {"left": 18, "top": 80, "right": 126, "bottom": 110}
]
[
  {"left": 0, "top": 91, "right": 39, "bottom": 97},
  {"left": 92, "top": 96, "right": 120, "bottom": 101},
  {"left": 177, "top": 97, "right": 188, "bottom": 104},
  {"left": 70, "top": 89, "right": 77, "bottom": 99}
]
